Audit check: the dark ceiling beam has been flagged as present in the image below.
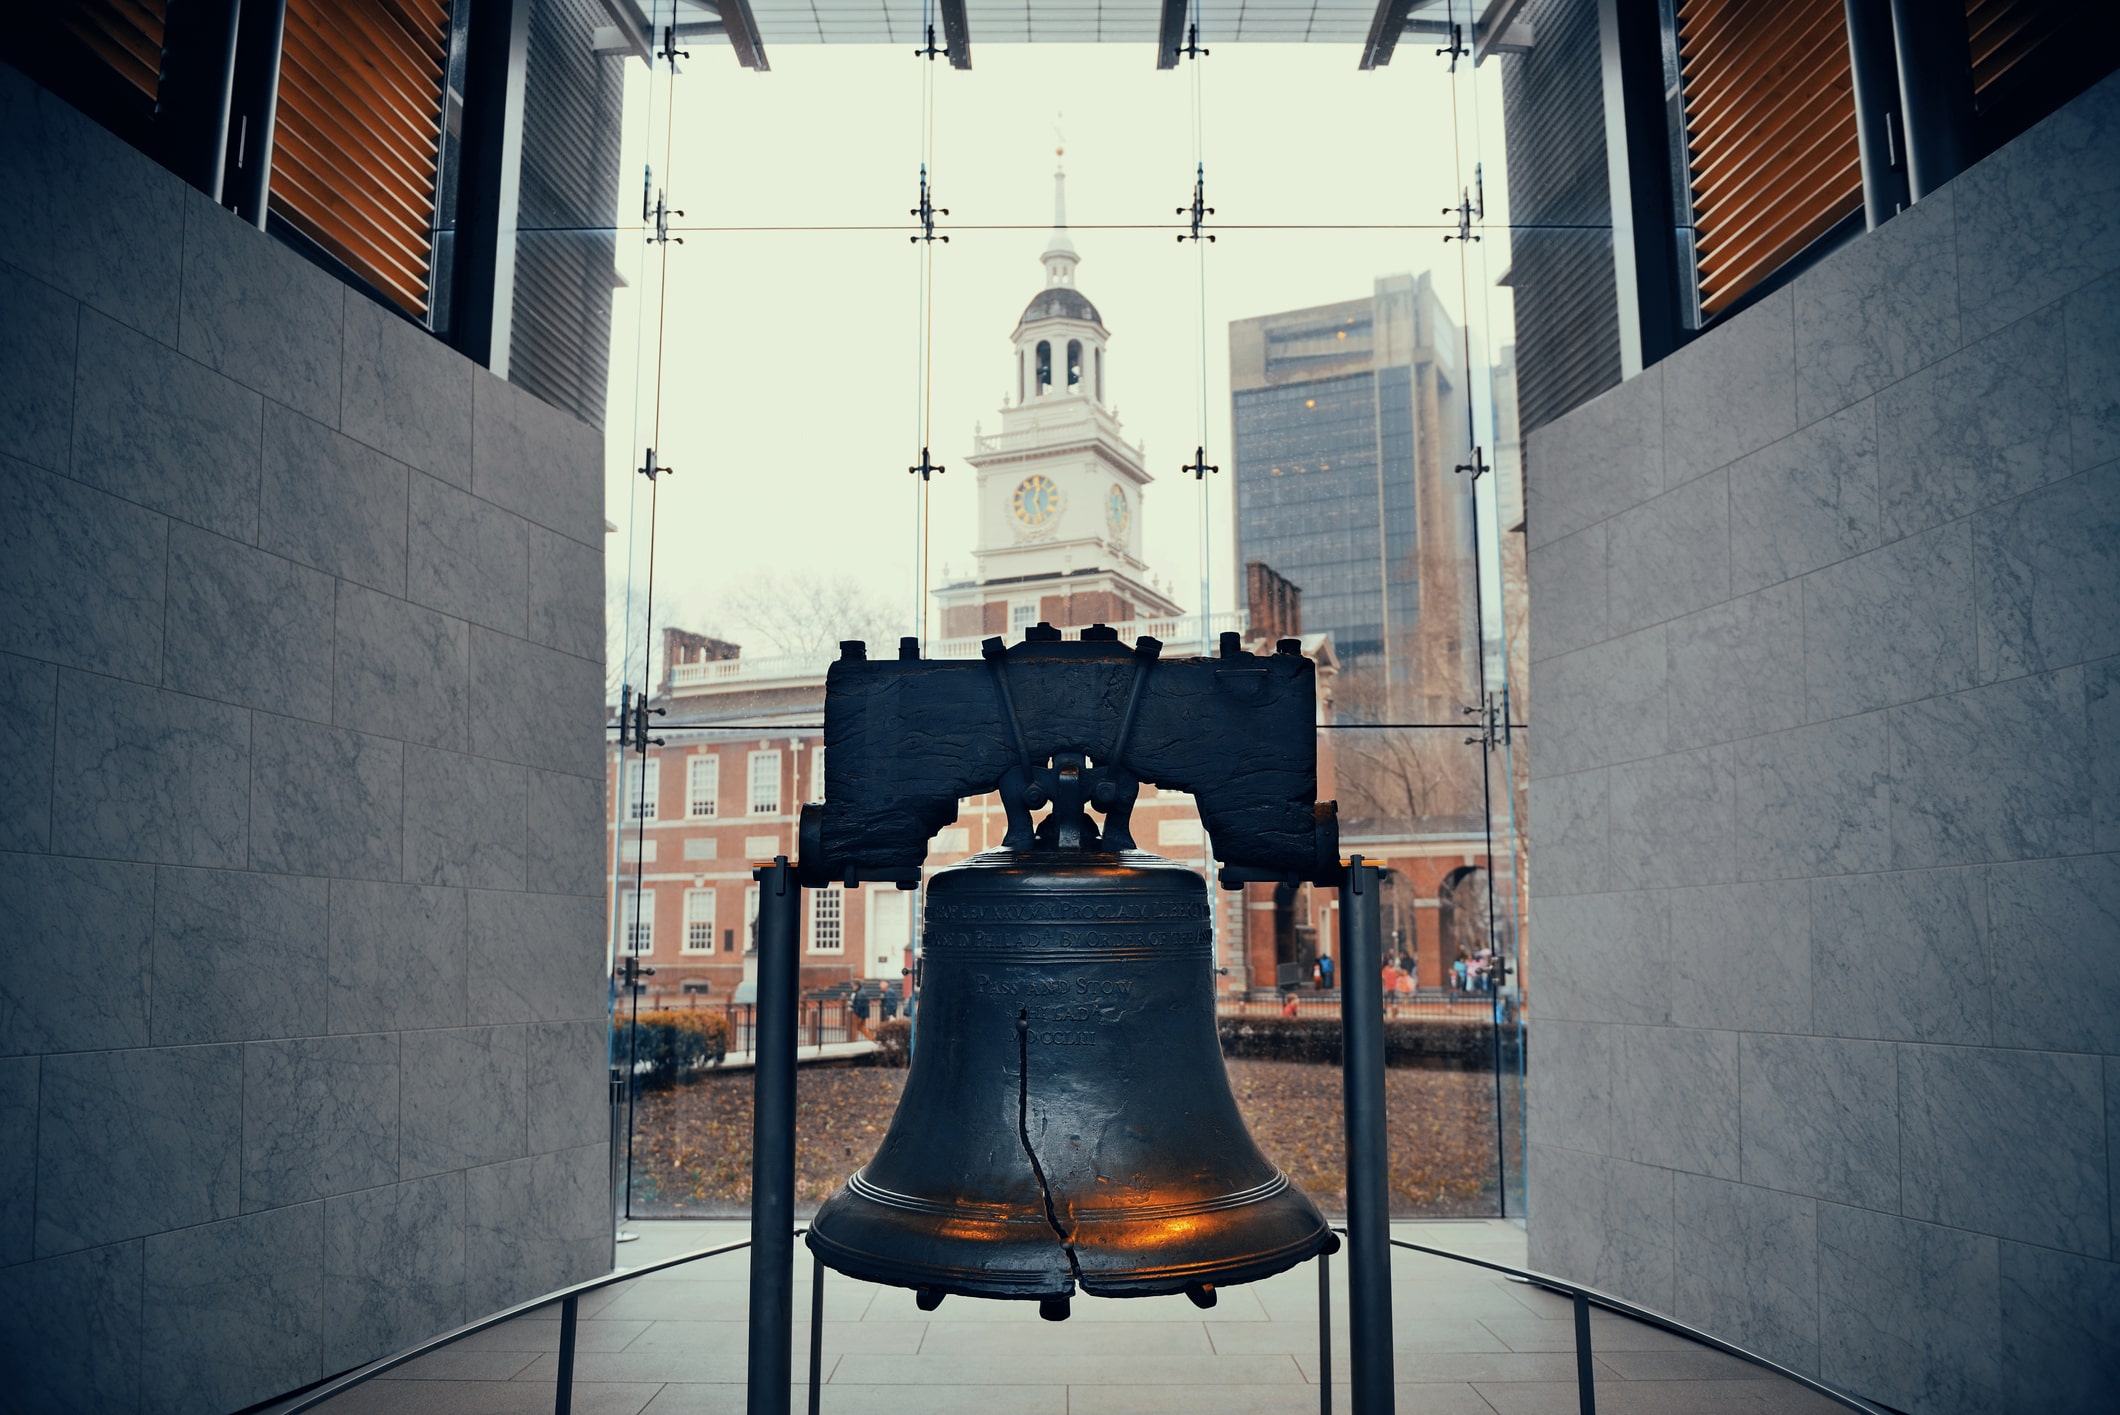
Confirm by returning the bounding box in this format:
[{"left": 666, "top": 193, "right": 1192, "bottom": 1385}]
[
  {"left": 940, "top": 0, "right": 971, "bottom": 69},
  {"left": 1359, "top": 0, "right": 1417, "bottom": 70},
  {"left": 1156, "top": 0, "right": 1188, "bottom": 69},
  {"left": 718, "top": 0, "right": 770, "bottom": 70}
]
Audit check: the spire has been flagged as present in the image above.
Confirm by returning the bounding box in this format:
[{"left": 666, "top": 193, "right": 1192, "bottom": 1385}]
[{"left": 1042, "top": 142, "right": 1080, "bottom": 287}]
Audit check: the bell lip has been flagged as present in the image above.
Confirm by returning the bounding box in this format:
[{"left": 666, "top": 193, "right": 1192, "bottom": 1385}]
[{"left": 936, "top": 847, "right": 1201, "bottom": 874}]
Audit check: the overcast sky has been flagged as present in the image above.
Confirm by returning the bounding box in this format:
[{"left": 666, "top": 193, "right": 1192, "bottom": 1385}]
[{"left": 594, "top": 41, "right": 1520, "bottom": 671}]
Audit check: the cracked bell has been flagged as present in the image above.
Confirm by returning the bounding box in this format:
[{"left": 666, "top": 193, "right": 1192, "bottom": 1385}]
[{"left": 804, "top": 845, "right": 1334, "bottom": 1319}]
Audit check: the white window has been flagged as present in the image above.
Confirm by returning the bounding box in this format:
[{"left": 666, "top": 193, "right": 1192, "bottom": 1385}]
[
  {"left": 627, "top": 758, "right": 659, "bottom": 819},
  {"left": 744, "top": 885, "right": 760, "bottom": 950},
  {"left": 1011, "top": 603, "right": 1037, "bottom": 631},
  {"left": 623, "top": 891, "right": 654, "bottom": 954},
  {"left": 684, "top": 888, "right": 716, "bottom": 953},
  {"left": 745, "top": 835, "right": 780, "bottom": 858},
  {"left": 620, "top": 838, "right": 657, "bottom": 863},
  {"left": 809, "top": 886, "right": 843, "bottom": 952},
  {"left": 1158, "top": 818, "right": 1204, "bottom": 847},
  {"left": 682, "top": 836, "right": 717, "bottom": 860},
  {"left": 749, "top": 750, "right": 782, "bottom": 814},
  {"left": 687, "top": 755, "right": 718, "bottom": 817},
  {"left": 809, "top": 746, "right": 826, "bottom": 803},
  {"left": 934, "top": 827, "right": 969, "bottom": 855}
]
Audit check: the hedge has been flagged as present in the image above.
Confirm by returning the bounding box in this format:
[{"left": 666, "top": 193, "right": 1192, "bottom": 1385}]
[
  {"left": 614, "top": 1009, "right": 732, "bottom": 1087},
  {"left": 861, "top": 1014, "right": 1494, "bottom": 1070}
]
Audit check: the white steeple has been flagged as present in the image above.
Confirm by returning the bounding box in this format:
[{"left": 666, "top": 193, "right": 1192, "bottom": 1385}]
[{"left": 1042, "top": 148, "right": 1080, "bottom": 288}]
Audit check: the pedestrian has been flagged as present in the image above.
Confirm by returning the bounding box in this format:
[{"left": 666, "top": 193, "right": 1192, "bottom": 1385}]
[
  {"left": 1451, "top": 951, "right": 1469, "bottom": 1002},
  {"left": 879, "top": 987, "right": 899, "bottom": 1023},
  {"left": 850, "top": 986, "right": 871, "bottom": 1040},
  {"left": 1280, "top": 990, "right": 1299, "bottom": 1018},
  {"left": 1313, "top": 951, "right": 1335, "bottom": 991}
]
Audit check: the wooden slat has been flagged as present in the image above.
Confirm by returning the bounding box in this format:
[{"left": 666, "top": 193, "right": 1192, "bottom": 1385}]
[
  {"left": 1677, "top": 0, "right": 1863, "bottom": 316},
  {"left": 59, "top": 0, "right": 167, "bottom": 102},
  {"left": 270, "top": 0, "right": 451, "bottom": 317},
  {"left": 1965, "top": 0, "right": 2076, "bottom": 95}
]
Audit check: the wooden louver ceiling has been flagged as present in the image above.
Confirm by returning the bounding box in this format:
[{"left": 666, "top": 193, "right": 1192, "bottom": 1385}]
[
  {"left": 1675, "top": 0, "right": 1864, "bottom": 318},
  {"left": 60, "top": 0, "right": 169, "bottom": 105},
  {"left": 1965, "top": 0, "right": 2078, "bottom": 96},
  {"left": 269, "top": 0, "right": 453, "bottom": 318}
]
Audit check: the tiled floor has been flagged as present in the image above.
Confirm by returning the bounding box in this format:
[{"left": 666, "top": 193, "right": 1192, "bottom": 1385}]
[{"left": 306, "top": 1221, "right": 1848, "bottom": 1414}]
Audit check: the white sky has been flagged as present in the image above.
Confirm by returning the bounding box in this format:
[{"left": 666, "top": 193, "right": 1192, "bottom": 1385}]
[{"left": 596, "top": 42, "right": 1519, "bottom": 666}]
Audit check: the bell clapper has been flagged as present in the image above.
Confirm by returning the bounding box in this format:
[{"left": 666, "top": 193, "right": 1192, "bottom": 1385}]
[
  {"left": 1185, "top": 1284, "right": 1217, "bottom": 1310},
  {"left": 1038, "top": 1295, "right": 1072, "bottom": 1323},
  {"left": 915, "top": 1288, "right": 945, "bottom": 1312}
]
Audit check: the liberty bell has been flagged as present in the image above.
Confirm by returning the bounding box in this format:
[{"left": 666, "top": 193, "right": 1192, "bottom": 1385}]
[{"left": 799, "top": 626, "right": 1340, "bottom": 1319}]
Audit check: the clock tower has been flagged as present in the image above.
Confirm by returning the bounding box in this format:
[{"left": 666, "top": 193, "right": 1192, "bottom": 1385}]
[{"left": 934, "top": 151, "right": 1184, "bottom": 644}]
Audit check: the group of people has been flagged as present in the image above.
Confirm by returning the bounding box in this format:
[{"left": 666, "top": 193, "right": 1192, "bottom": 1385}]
[
  {"left": 1447, "top": 947, "right": 1499, "bottom": 1002},
  {"left": 1288, "top": 946, "right": 1502, "bottom": 1009}
]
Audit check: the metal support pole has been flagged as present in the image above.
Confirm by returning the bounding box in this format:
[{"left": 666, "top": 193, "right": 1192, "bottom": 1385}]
[
  {"left": 746, "top": 856, "right": 801, "bottom": 1415},
  {"left": 1889, "top": 0, "right": 1976, "bottom": 200},
  {"left": 554, "top": 1293, "right": 579, "bottom": 1415},
  {"left": 1337, "top": 857, "right": 1394, "bottom": 1414},
  {"left": 1317, "top": 1247, "right": 1332, "bottom": 1415},
  {"left": 222, "top": 0, "right": 287, "bottom": 227},
  {"left": 807, "top": 1252, "right": 825, "bottom": 1415},
  {"left": 1844, "top": 0, "right": 1907, "bottom": 228},
  {"left": 1572, "top": 1290, "right": 1597, "bottom": 1415}
]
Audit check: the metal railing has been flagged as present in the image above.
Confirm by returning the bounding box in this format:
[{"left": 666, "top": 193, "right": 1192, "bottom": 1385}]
[{"left": 266, "top": 1226, "right": 1894, "bottom": 1415}]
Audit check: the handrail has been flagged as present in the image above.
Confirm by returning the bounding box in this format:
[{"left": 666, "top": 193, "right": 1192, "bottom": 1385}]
[
  {"left": 269, "top": 1233, "right": 778, "bottom": 1415},
  {"left": 1375, "top": 1233, "right": 1895, "bottom": 1415}
]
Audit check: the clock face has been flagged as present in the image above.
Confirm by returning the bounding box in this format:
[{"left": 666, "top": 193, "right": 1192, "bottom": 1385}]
[
  {"left": 1012, "top": 475, "right": 1059, "bottom": 527},
  {"left": 1105, "top": 484, "right": 1130, "bottom": 539}
]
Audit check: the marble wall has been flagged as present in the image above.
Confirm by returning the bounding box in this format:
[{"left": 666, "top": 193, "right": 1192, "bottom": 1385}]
[
  {"left": 0, "top": 66, "right": 611, "bottom": 1415},
  {"left": 1525, "top": 70, "right": 2120, "bottom": 1414}
]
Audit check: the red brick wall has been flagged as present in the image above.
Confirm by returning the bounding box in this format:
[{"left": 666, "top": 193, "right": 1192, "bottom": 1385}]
[{"left": 943, "top": 603, "right": 984, "bottom": 639}]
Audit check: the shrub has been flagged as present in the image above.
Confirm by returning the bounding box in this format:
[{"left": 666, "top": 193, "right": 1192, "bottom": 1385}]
[
  {"left": 1216, "top": 1014, "right": 1494, "bottom": 1069},
  {"left": 615, "top": 1009, "right": 731, "bottom": 1087},
  {"left": 870, "top": 1018, "right": 911, "bottom": 1067}
]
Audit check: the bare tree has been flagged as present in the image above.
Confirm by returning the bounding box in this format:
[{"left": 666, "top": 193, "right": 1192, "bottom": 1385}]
[
  {"left": 605, "top": 573, "right": 720, "bottom": 703},
  {"left": 719, "top": 573, "right": 905, "bottom": 659},
  {"left": 1329, "top": 660, "right": 1484, "bottom": 824}
]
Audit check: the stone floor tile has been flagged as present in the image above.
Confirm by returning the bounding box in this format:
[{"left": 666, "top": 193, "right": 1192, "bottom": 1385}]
[
  {"left": 1594, "top": 1347, "right": 1765, "bottom": 1380},
  {"left": 311, "top": 1380, "right": 661, "bottom": 1415},
  {"left": 831, "top": 1352, "right": 1306, "bottom": 1385},
  {"left": 1475, "top": 1315, "right": 1702, "bottom": 1354},
  {"left": 451, "top": 1318, "right": 651, "bottom": 1353},
  {"left": 917, "top": 1318, "right": 1211, "bottom": 1357},
  {"left": 377, "top": 1349, "right": 542, "bottom": 1382},
  {"left": 1473, "top": 1378, "right": 1846, "bottom": 1415},
  {"left": 1068, "top": 1382, "right": 1497, "bottom": 1414},
  {"left": 511, "top": 1348, "right": 748, "bottom": 1384}
]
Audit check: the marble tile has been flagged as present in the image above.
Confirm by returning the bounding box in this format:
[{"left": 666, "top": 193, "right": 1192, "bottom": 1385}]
[
  {"left": 1526, "top": 1019, "right": 1610, "bottom": 1156},
  {"left": 1671, "top": 1174, "right": 1817, "bottom": 1376},
  {"left": 409, "top": 474, "right": 530, "bottom": 637},
  {"left": 249, "top": 712, "right": 403, "bottom": 879},
  {"left": 0, "top": 1240, "right": 144, "bottom": 1415},
  {"left": 1608, "top": 745, "right": 1735, "bottom": 890},
  {"left": 1888, "top": 667, "right": 2092, "bottom": 868},
  {"left": 1794, "top": 187, "right": 1960, "bottom": 424},
  {"left": 0, "top": 854, "right": 153, "bottom": 1055},
  {"left": 1666, "top": 881, "right": 1810, "bottom": 1034},
  {"left": 1662, "top": 288, "right": 1796, "bottom": 488},
  {"left": 1973, "top": 462, "right": 2120, "bottom": 681},
  {"left": 1527, "top": 890, "right": 1666, "bottom": 1027},
  {"left": 465, "top": 1143, "right": 611, "bottom": 1317},
  {"left": 1527, "top": 768, "right": 1606, "bottom": 898},
  {"left": 2111, "top": 1056, "right": 2119, "bottom": 1259},
  {"left": 528, "top": 766, "right": 605, "bottom": 897},
  {"left": 2096, "top": 658, "right": 2120, "bottom": 853},
  {"left": 1899, "top": 1043, "right": 2107, "bottom": 1257},
  {"left": 1811, "top": 867, "right": 1991, "bottom": 1045},
  {"left": 1523, "top": 1143, "right": 1674, "bottom": 1314},
  {"left": 0, "top": 652, "right": 57, "bottom": 851},
  {"left": 0, "top": 262, "right": 77, "bottom": 473},
  {"left": 1527, "top": 524, "right": 1606, "bottom": 661},
  {"left": 2000, "top": 1241, "right": 2120, "bottom": 1415},
  {"left": 1737, "top": 1033, "right": 1897, "bottom": 1209},
  {"left": 405, "top": 745, "right": 528, "bottom": 889},
  {"left": 401, "top": 1025, "right": 528, "bottom": 1179},
  {"left": 35, "top": 1044, "right": 242, "bottom": 1255},
  {"left": 51, "top": 671, "right": 250, "bottom": 868},
  {"left": 1531, "top": 625, "right": 1666, "bottom": 777},
  {"left": 178, "top": 189, "right": 343, "bottom": 425},
  {"left": 259, "top": 403, "right": 410, "bottom": 596},
  {"left": 0, "top": 453, "right": 168, "bottom": 681},
  {"left": 1801, "top": 519, "right": 1975, "bottom": 721},
  {"left": 1522, "top": 365, "right": 1663, "bottom": 549},
  {"left": 0, "top": 1056, "right": 35, "bottom": 1265},
  {"left": 472, "top": 370, "right": 604, "bottom": 546},
  {"left": 1817, "top": 1205, "right": 2001, "bottom": 1415},
  {"left": 529, "top": 522, "right": 604, "bottom": 663},
  {"left": 1607, "top": 470, "right": 1730, "bottom": 636},
  {"left": 70, "top": 308, "right": 263, "bottom": 541},
  {"left": 1987, "top": 854, "right": 2120, "bottom": 1053},
  {"left": 1733, "top": 712, "right": 1892, "bottom": 881},
  {"left": 341, "top": 290, "right": 473, "bottom": 488},
  {"left": 1612, "top": 1026, "right": 1738, "bottom": 1180},
  {"left": 142, "top": 1201, "right": 325, "bottom": 1415},
  {"left": 469, "top": 889, "right": 607, "bottom": 1025},
  {"left": 1665, "top": 581, "right": 1803, "bottom": 751},
  {"left": 469, "top": 627, "right": 605, "bottom": 780},
  {"left": 1728, "top": 400, "right": 1881, "bottom": 596},
  {"left": 243, "top": 1033, "right": 401, "bottom": 1210},
  {"left": 324, "top": 1172, "right": 468, "bottom": 1373},
  {"left": 529, "top": 1018, "right": 610, "bottom": 1154},
  {"left": 2065, "top": 270, "right": 2120, "bottom": 470},
  {"left": 1876, "top": 313, "right": 2073, "bottom": 541},
  {"left": 0, "top": 65, "right": 186, "bottom": 342},
  {"left": 328, "top": 878, "right": 468, "bottom": 1033},
  {"left": 1953, "top": 68, "right": 2120, "bottom": 340},
  {"left": 150, "top": 864, "right": 329, "bottom": 1045},
  {"left": 333, "top": 580, "right": 472, "bottom": 751},
  {"left": 162, "top": 523, "right": 335, "bottom": 721}
]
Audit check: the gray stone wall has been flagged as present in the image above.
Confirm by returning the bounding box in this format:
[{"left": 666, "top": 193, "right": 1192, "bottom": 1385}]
[
  {"left": 0, "top": 66, "right": 611, "bottom": 1415},
  {"left": 1525, "top": 71, "right": 2120, "bottom": 1415}
]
